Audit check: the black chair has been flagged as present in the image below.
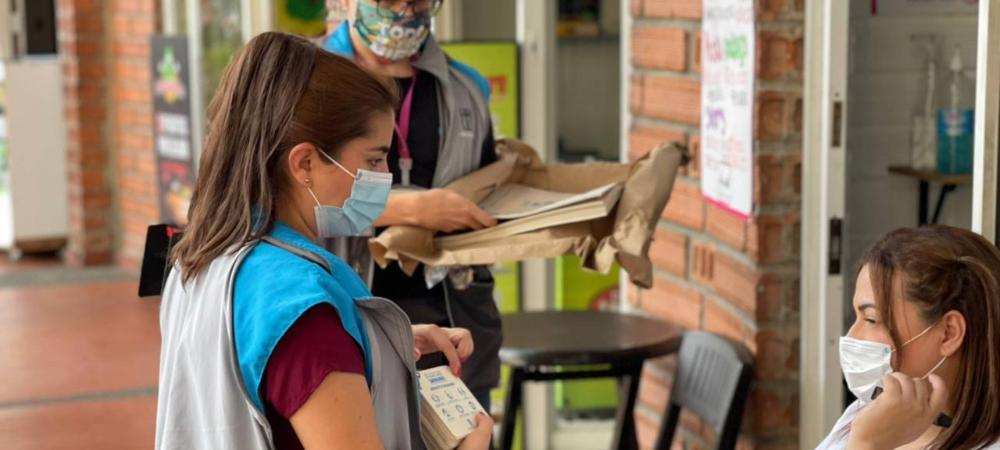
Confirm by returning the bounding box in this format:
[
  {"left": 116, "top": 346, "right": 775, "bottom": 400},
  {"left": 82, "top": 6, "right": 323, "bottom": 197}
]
[{"left": 654, "top": 331, "right": 753, "bottom": 450}]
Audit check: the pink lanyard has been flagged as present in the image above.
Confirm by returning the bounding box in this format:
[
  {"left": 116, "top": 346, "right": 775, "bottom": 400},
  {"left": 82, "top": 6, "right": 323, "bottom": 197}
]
[{"left": 395, "top": 72, "right": 418, "bottom": 186}]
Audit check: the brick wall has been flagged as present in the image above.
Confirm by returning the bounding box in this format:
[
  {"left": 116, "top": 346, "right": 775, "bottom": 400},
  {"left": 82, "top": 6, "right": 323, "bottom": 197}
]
[
  {"left": 627, "top": 1, "right": 803, "bottom": 449},
  {"left": 110, "top": 0, "right": 160, "bottom": 270},
  {"left": 58, "top": 0, "right": 159, "bottom": 270},
  {"left": 59, "top": 0, "right": 114, "bottom": 265}
]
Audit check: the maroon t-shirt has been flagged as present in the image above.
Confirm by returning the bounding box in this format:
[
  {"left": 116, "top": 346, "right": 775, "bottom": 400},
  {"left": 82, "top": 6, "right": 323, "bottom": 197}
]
[{"left": 263, "top": 304, "right": 366, "bottom": 450}]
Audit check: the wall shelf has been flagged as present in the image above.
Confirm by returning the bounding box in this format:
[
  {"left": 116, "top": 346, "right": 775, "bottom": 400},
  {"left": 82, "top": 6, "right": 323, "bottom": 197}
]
[{"left": 888, "top": 165, "right": 972, "bottom": 225}]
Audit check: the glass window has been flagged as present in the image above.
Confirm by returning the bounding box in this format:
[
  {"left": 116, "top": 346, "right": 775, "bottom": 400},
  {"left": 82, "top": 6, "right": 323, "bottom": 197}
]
[{"left": 200, "top": 0, "right": 244, "bottom": 113}]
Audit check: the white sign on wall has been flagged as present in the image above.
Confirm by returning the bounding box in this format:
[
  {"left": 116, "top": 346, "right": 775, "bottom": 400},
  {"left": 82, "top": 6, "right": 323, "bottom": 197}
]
[
  {"left": 873, "top": 0, "right": 978, "bottom": 16},
  {"left": 700, "top": 0, "right": 755, "bottom": 220}
]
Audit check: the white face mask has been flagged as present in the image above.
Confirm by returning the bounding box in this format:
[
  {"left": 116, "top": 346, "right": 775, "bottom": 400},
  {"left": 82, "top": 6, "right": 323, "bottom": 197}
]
[{"left": 839, "top": 323, "right": 947, "bottom": 404}]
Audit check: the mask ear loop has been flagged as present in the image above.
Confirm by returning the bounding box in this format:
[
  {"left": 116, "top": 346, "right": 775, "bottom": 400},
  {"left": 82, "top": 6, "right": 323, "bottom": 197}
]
[
  {"left": 880, "top": 321, "right": 944, "bottom": 382},
  {"left": 316, "top": 146, "right": 358, "bottom": 180},
  {"left": 921, "top": 356, "right": 948, "bottom": 380},
  {"left": 899, "top": 321, "right": 939, "bottom": 347},
  {"left": 869, "top": 355, "right": 947, "bottom": 400},
  {"left": 888, "top": 320, "right": 942, "bottom": 355},
  {"left": 871, "top": 321, "right": 942, "bottom": 399},
  {"left": 306, "top": 187, "right": 322, "bottom": 207},
  {"left": 922, "top": 355, "right": 954, "bottom": 428},
  {"left": 869, "top": 339, "right": 954, "bottom": 429},
  {"left": 304, "top": 178, "right": 322, "bottom": 207},
  {"left": 918, "top": 318, "right": 949, "bottom": 380}
]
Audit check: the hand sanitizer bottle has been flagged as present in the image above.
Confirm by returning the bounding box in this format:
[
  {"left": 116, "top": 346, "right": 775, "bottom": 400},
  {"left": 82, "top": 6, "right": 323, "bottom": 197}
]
[{"left": 936, "top": 46, "right": 975, "bottom": 174}]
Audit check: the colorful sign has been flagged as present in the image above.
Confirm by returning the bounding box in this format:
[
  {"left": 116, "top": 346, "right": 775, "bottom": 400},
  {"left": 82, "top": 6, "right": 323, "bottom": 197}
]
[
  {"left": 151, "top": 36, "right": 195, "bottom": 225},
  {"left": 275, "top": 0, "right": 328, "bottom": 37},
  {"left": 438, "top": 42, "right": 520, "bottom": 139},
  {"left": 701, "top": 0, "right": 755, "bottom": 220}
]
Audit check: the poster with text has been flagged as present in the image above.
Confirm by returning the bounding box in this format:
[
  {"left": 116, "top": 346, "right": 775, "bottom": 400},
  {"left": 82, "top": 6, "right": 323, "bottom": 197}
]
[
  {"left": 439, "top": 41, "right": 520, "bottom": 139},
  {"left": 701, "top": 0, "right": 755, "bottom": 220},
  {"left": 151, "top": 35, "right": 195, "bottom": 226}
]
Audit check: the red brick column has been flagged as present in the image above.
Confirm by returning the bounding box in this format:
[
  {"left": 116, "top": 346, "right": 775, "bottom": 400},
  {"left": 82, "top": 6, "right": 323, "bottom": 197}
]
[
  {"left": 58, "top": 0, "right": 114, "bottom": 265},
  {"left": 111, "top": 0, "right": 160, "bottom": 270},
  {"left": 58, "top": 0, "right": 160, "bottom": 270},
  {"left": 628, "top": 1, "right": 804, "bottom": 449}
]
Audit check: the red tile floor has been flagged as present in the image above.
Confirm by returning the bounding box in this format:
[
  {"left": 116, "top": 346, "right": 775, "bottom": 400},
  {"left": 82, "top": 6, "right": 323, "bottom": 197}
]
[{"left": 0, "top": 254, "right": 159, "bottom": 449}]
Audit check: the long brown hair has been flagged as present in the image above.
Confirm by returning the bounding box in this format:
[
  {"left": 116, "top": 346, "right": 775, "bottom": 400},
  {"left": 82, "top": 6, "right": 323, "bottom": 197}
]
[
  {"left": 170, "top": 32, "right": 397, "bottom": 282},
  {"left": 860, "top": 226, "right": 1000, "bottom": 449}
]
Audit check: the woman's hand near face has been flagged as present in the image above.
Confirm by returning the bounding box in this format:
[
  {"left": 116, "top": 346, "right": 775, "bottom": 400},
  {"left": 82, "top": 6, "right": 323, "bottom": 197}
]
[
  {"left": 847, "top": 373, "right": 949, "bottom": 450},
  {"left": 412, "top": 324, "right": 473, "bottom": 376}
]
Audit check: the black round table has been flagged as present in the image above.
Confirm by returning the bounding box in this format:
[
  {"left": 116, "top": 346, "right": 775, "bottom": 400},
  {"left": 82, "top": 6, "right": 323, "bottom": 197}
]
[{"left": 498, "top": 311, "right": 681, "bottom": 450}]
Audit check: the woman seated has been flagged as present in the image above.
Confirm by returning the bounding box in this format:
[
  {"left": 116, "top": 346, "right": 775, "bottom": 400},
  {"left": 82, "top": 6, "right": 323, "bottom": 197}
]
[{"left": 817, "top": 225, "right": 1000, "bottom": 449}]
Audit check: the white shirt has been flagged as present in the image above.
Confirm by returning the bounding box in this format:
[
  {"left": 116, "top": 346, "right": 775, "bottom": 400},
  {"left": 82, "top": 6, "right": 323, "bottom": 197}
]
[
  {"left": 815, "top": 400, "right": 1000, "bottom": 450},
  {"left": 814, "top": 400, "right": 863, "bottom": 450}
]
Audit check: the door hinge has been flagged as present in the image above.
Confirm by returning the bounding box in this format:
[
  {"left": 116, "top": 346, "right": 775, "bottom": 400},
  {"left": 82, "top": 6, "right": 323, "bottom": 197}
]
[
  {"left": 829, "top": 217, "right": 843, "bottom": 275},
  {"left": 832, "top": 101, "right": 844, "bottom": 148}
]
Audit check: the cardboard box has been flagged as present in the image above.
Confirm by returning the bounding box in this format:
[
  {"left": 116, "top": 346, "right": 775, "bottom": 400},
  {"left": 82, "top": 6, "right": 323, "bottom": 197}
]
[{"left": 369, "top": 139, "right": 687, "bottom": 289}]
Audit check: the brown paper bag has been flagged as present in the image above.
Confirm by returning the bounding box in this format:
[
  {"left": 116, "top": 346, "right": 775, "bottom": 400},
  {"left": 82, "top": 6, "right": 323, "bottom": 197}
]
[{"left": 369, "top": 138, "right": 687, "bottom": 288}]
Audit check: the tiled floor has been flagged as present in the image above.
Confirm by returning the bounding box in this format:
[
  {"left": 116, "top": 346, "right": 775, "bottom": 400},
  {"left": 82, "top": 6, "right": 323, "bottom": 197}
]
[
  {"left": 0, "top": 266, "right": 159, "bottom": 449},
  {"left": 0, "top": 257, "right": 615, "bottom": 449},
  {"left": 551, "top": 418, "right": 614, "bottom": 450},
  {"left": 0, "top": 396, "right": 156, "bottom": 450},
  {"left": 0, "top": 252, "right": 62, "bottom": 275}
]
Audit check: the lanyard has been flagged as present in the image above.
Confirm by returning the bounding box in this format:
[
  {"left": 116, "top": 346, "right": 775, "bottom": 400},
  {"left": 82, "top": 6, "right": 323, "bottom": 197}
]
[{"left": 394, "top": 72, "right": 418, "bottom": 187}]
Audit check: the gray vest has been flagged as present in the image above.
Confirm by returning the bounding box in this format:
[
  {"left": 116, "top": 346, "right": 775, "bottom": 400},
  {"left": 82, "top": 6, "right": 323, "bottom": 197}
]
[
  {"left": 410, "top": 37, "right": 491, "bottom": 188},
  {"left": 155, "top": 240, "right": 425, "bottom": 450}
]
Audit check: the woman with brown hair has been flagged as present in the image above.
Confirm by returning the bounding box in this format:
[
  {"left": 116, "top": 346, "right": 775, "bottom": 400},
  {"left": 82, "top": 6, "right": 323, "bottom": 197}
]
[
  {"left": 155, "top": 32, "right": 492, "bottom": 449},
  {"left": 816, "top": 225, "right": 1000, "bottom": 449}
]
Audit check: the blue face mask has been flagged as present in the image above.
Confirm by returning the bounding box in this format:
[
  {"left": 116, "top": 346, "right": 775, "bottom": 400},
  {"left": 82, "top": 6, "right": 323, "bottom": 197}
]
[{"left": 307, "top": 150, "right": 393, "bottom": 238}]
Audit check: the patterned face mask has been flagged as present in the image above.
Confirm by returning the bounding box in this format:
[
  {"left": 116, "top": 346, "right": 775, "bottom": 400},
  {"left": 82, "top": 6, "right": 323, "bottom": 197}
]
[{"left": 353, "top": 1, "right": 431, "bottom": 62}]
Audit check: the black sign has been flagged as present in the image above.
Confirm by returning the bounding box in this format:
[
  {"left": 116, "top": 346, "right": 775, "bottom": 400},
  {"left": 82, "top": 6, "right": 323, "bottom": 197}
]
[
  {"left": 138, "top": 224, "right": 183, "bottom": 297},
  {"left": 150, "top": 35, "right": 195, "bottom": 225}
]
